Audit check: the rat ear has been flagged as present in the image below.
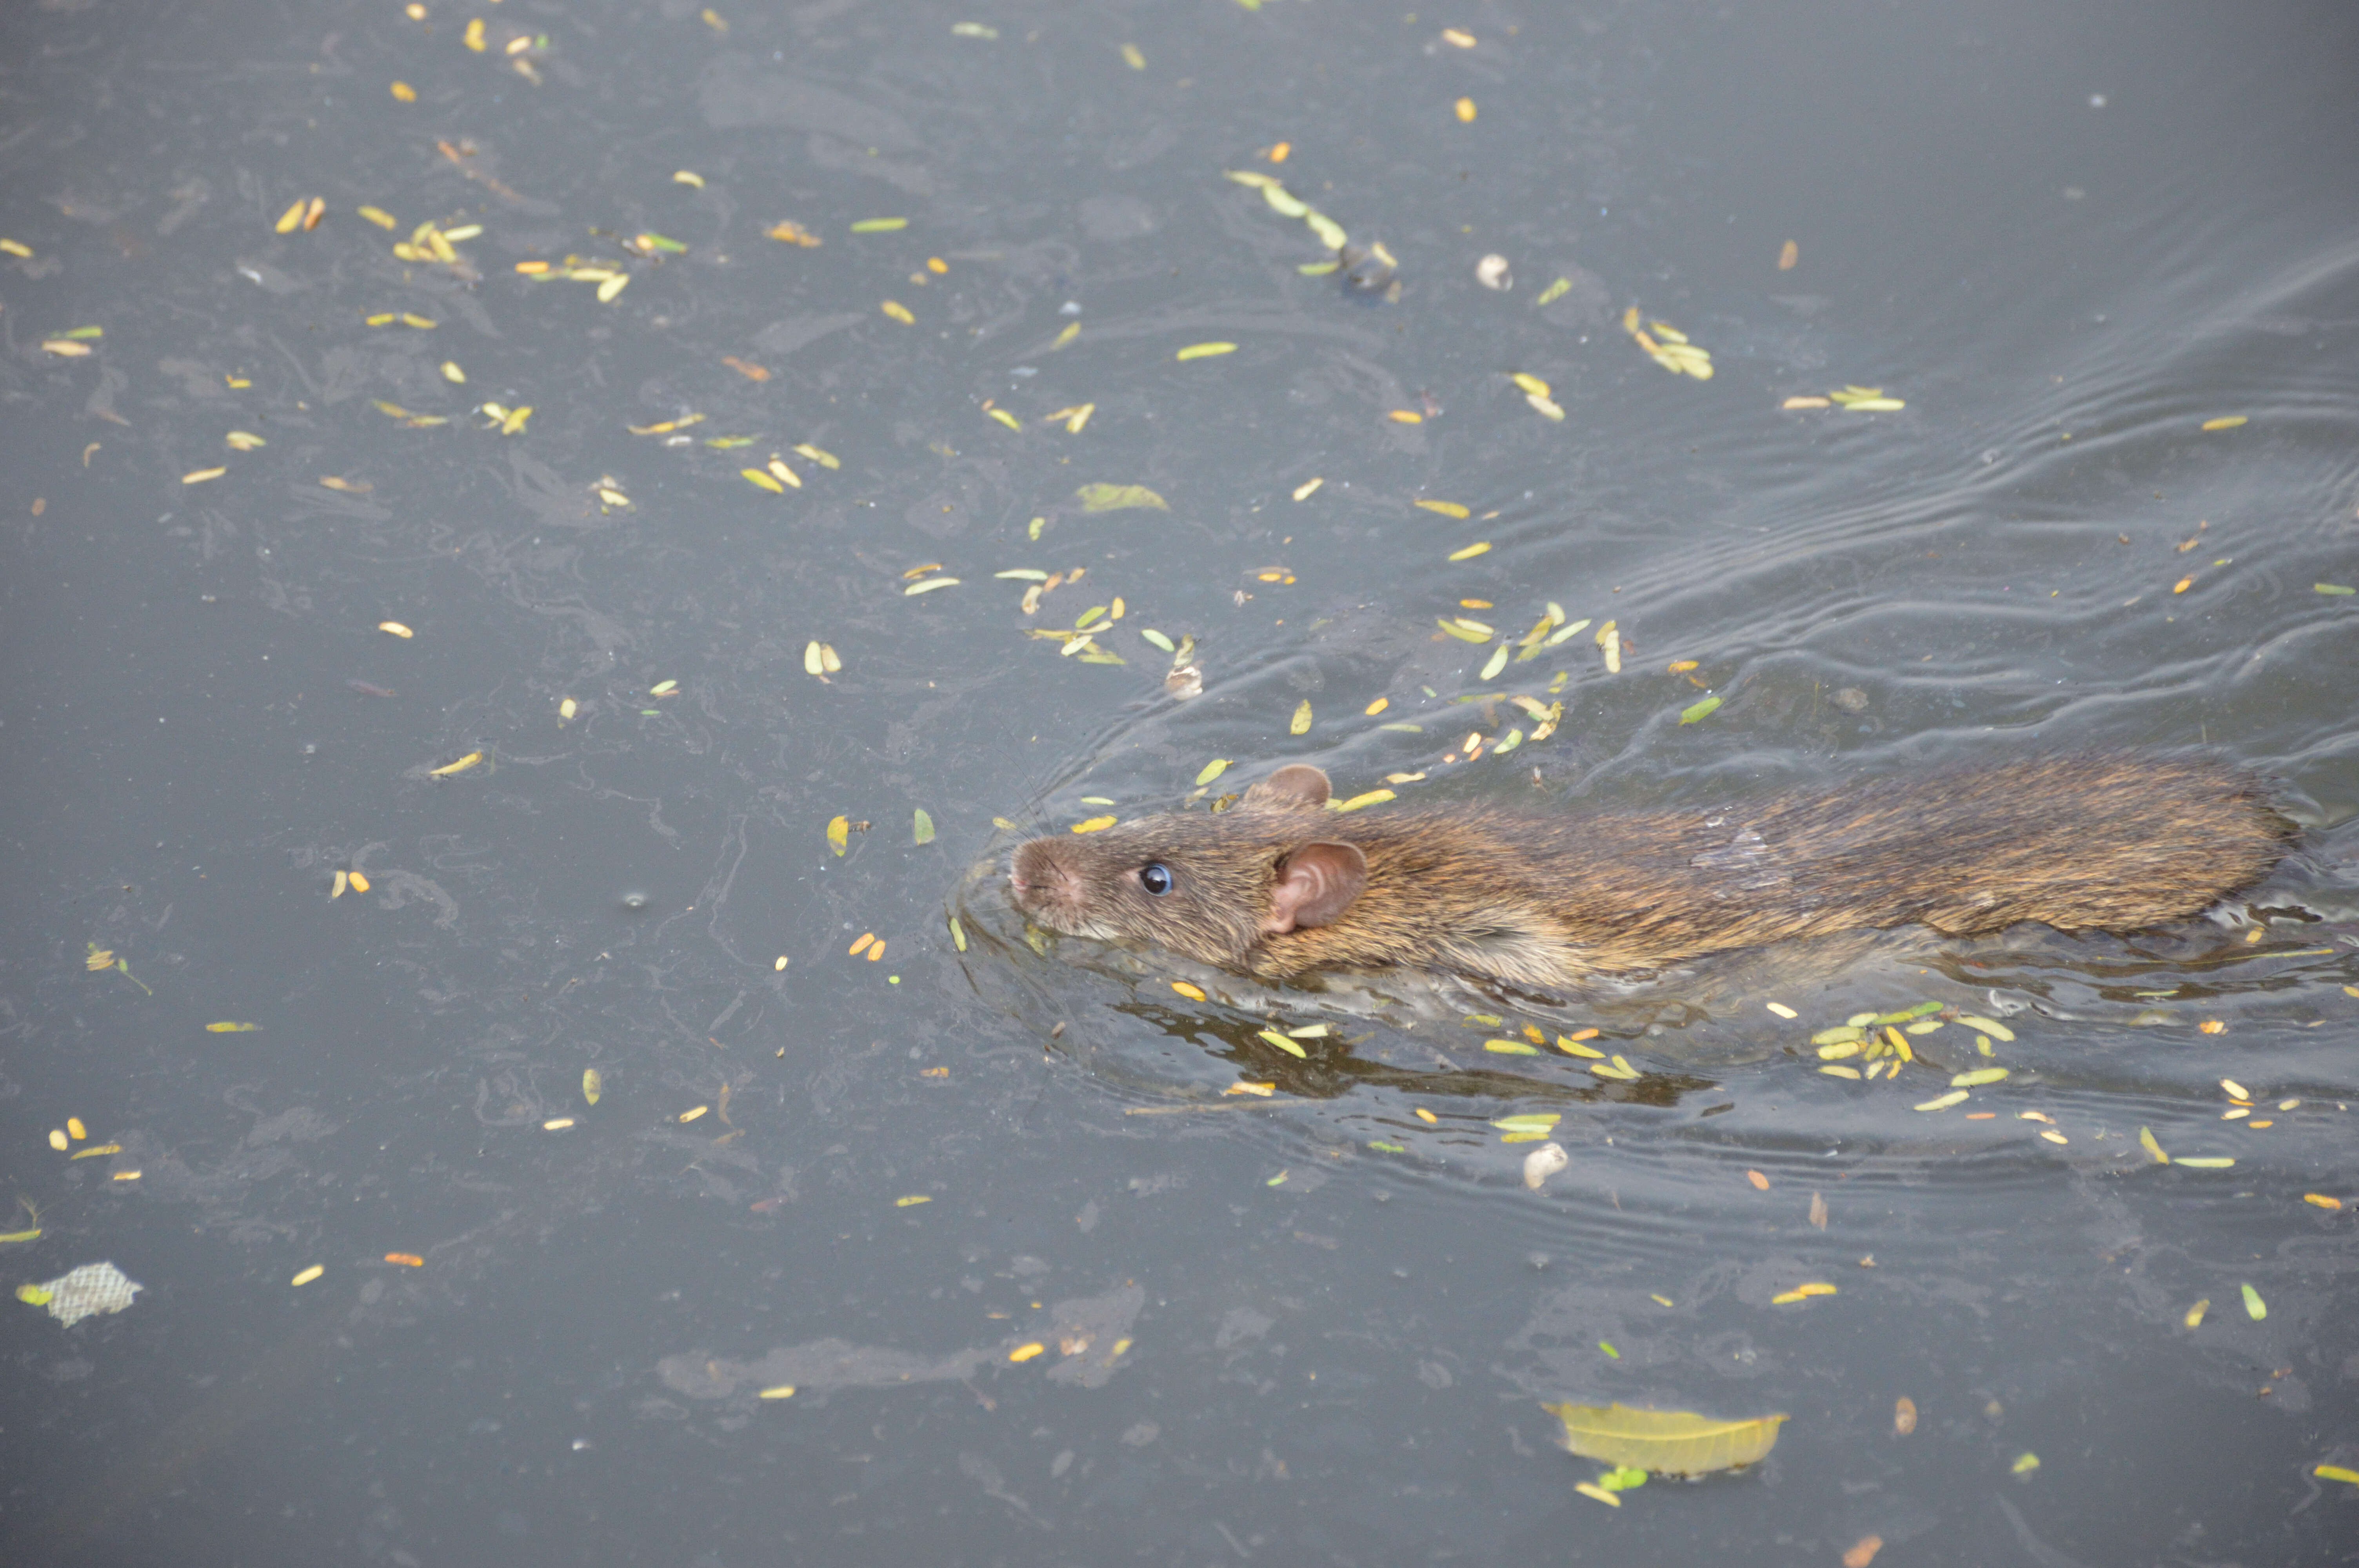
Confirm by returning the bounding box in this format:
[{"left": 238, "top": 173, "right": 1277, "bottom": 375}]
[
  {"left": 1244, "top": 764, "right": 1331, "bottom": 811},
  {"left": 1262, "top": 840, "right": 1367, "bottom": 934}
]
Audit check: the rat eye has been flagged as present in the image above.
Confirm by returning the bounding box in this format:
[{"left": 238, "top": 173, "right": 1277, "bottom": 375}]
[{"left": 1139, "top": 862, "right": 1173, "bottom": 896}]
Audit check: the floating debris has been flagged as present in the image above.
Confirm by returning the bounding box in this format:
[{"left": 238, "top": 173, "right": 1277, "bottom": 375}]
[{"left": 16, "top": 1261, "right": 142, "bottom": 1327}]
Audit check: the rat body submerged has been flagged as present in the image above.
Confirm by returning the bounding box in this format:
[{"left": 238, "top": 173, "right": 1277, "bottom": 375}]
[{"left": 1007, "top": 755, "right": 2292, "bottom": 992}]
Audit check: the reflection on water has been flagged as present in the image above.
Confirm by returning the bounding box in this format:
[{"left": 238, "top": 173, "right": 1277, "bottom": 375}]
[{"left": 2, "top": 0, "right": 2357, "bottom": 1561}]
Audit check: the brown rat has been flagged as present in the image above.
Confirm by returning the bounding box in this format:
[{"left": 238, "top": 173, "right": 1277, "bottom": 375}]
[{"left": 1007, "top": 754, "right": 2293, "bottom": 991}]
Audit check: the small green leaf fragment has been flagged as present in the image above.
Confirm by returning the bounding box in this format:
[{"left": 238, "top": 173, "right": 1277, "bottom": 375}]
[
  {"left": 1679, "top": 695, "right": 1721, "bottom": 724},
  {"left": 913, "top": 808, "right": 935, "bottom": 845}
]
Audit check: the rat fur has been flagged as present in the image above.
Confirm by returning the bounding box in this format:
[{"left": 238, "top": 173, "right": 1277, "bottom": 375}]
[{"left": 1007, "top": 754, "right": 2292, "bottom": 992}]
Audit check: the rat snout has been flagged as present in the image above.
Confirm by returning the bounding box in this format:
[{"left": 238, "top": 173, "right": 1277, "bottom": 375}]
[{"left": 1009, "top": 838, "right": 1083, "bottom": 923}]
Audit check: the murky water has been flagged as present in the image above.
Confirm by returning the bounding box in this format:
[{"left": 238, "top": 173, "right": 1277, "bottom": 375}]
[{"left": 4, "top": 0, "right": 2356, "bottom": 1563}]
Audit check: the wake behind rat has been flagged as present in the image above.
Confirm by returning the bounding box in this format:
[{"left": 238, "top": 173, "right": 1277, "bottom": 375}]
[{"left": 1007, "top": 754, "right": 2293, "bottom": 993}]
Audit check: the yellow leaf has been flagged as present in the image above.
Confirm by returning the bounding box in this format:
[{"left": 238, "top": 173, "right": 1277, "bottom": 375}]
[
  {"left": 275, "top": 198, "right": 309, "bottom": 234},
  {"left": 67, "top": 1117, "right": 85, "bottom": 1140},
  {"left": 1544, "top": 1403, "right": 1787, "bottom": 1475},
  {"left": 1454, "top": 97, "right": 1476, "bottom": 122},
  {"left": 1170, "top": 981, "right": 1207, "bottom": 1001},
  {"left": 464, "top": 17, "right": 486, "bottom": 50},
  {"left": 895, "top": 1194, "right": 931, "bottom": 1207},
  {"left": 1415, "top": 499, "right": 1471, "bottom": 518},
  {"left": 881, "top": 299, "right": 915, "bottom": 324},
  {"left": 390, "top": 80, "right": 417, "bottom": 102},
  {"left": 1387, "top": 409, "right": 1423, "bottom": 424},
  {"left": 1290, "top": 699, "right": 1312, "bottom": 735},
  {"left": 2139, "top": 1125, "right": 2170, "bottom": 1164},
  {"left": 826, "top": 815, "right": 850, "bottom": 855},
  {"left": 1119, "top": 42, "right": 1145, "bottom": 69},
  {"left": 583, "top": 1068, "right": 603, "bottom": 1105},
  {"left": 1009, "top": 1342, "right": 1045, "bottom": 1363},
  {"left": 679, "top": 1105, "right": 708, "bottom": 1123},
  {"left": 429, "top": 750, "right": 484, "bottom": 777},
  {"left": 182, "top": 466, "right": 228, "bottom": 485},
  {"left": 225, "top": 430, "right": 267, "bottom": 451},
  {"left": 2201, "top": 415, "right": 2246, "bottom": 431},
  {"left": 1176, "top": 341, "right": 1236, "bottom": 361},
  {"left": 1070, "top": 816, "right": 1117, "bottom": 834},
  {"left": 743, "top": 468, "right": 785, "bottom": 494},
  {"left": 1075, "top": 483, "right": 1167, "bottom": 512},
  {"left": 1195, "top": 758, "right": 1230, "bottom": 785},
  {"left": 204, "top": 1021, "right": 260, "bottom": 1033}
]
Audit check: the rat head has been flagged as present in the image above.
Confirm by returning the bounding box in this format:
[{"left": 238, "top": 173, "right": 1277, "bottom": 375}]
[{"left": 1008, "top": 764, "right": 1370, "bottom": 971}]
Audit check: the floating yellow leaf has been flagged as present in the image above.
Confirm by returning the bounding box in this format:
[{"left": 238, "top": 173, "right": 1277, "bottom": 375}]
[
  {"left": 542, "top": 1117, "right": 573, "bottom": 1131},
  {"left": 1544, "top": 1403, "right": 1787, "bottom": 1476},
  {"left": 1951, "top": 1067, "right": 2009, "bottom": 1087},
  {"left": 1290, "top": 699, "right": 1312, "bottom": 734},
  {"left": 429, "top": 751, "right": 484, "bottom": 777},
  {"left": 67, "top": 1118, "right": 85, "bottom": 1140},
  {"left": 347, "top": 870, "right": 369, "bottom": 893},
  {"left": 379, "top": 620, "right": 414, "bottom": 638},
  {"left": 2304, "top": 1193, "right": 2343, "bottom": 1210},
  {"left": 182, "top": 466, "right": 227, "bottom": 485},
  {"left": 582, "top": 1068, "right": 603, "bottom": 1105},
  {"left": 1070, "top": 816, "right": 1116, "bottom": 834},
  {"left": 2011, "top": 1453, "right": 2040, "bottom": 1476},
  {"left": 1196, "top": 758, "right": 1230, "bottom": 785},
  {"left": 291, "top": 1265, "right": 325, "bottom": 1287},
  {"left": 673, "top": 170, "right": 705, "bottom": 187},
  {"left": 1170, "top": 981, "right": 1207, "bottom": 1001},
  {"left": 1009, "top": 1342, "right": 1045, "bottom": 1363},
  {"left": 2241, "top": 1282, "right": 2266, "bottom": 1318},
  {"left": 895, "top": 1193, "right": 931, "bottom": 1207},
  {"left": 70, "top": 1144, "right": 122, "bottom": 1159},
  {"left": 204, "top": 1021, "right": 260, "bottom": 1033},
  {"left": 2315, "top": 1464, "right": 2359, "bottom": 1486},
  {"left": 1076, "top": 483, "right": 1167, "bottom": 512},
  {"left": 1388, "top": 409, "right": 1423, "bottom": 424},
  {"left": 850, "top": 216, "right": 909, "bottom": 232},
  {"left": 1176, "top": 341, "right": 1236, "bottom": 361},
  {"left": 463, "top": 16, "right": 485, "bottom": 49},
  {"left": 826, "top": 815, "right": 850, "bottom": 855},
  {"left": 1454, "top": 97, "right": 1476, "bottom": 122},
  {"left": 224, "top": 430, "right": 267, "bottom": 452},
  {"left": 880, "top": 299, "right": 915, "bottom": 323},
  {"left": 2201, "top": 416, "right": 2246, "bottom": 431},
  {"left": 0, "top": 239, "right": 32, "bottom": 258},
  {"left": 1955, "top": 1014, "right": 2014, "bottom": 1040},
  {"left": 743, "top": 468, "right": 785, "bottom": 494},
  {"left": 41, "top": 339, "right": 93, "bottom": 357},
  {"left": 1119, "top": 42, "right": 1145, "bottom": 69},
  {"left": 1332, "top": 789, "right": 1394, "bottom": 813},
  {"left": 46, "top": 1129, "right": 66, "bottom": 1151},
  {"left": 2139, "top": 1125, "right": 2170, "bottom": 1164},
  {"left": 274, "top": 198, "right": 309, "bottom": 234}
]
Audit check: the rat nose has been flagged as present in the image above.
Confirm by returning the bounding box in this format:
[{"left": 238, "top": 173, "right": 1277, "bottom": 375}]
[{"left": 1009, "top": 840, "right": 1070, "bottom": 903}]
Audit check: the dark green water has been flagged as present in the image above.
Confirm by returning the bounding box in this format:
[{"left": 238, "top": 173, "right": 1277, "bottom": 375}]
[{"left": 2, "top": 1, "right": 2355, "bottom": 1563}]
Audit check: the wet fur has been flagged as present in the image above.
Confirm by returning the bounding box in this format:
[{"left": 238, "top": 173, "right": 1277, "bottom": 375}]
[{"left": 1009, "top": 754, "right": 2293, "bottom": 991}]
